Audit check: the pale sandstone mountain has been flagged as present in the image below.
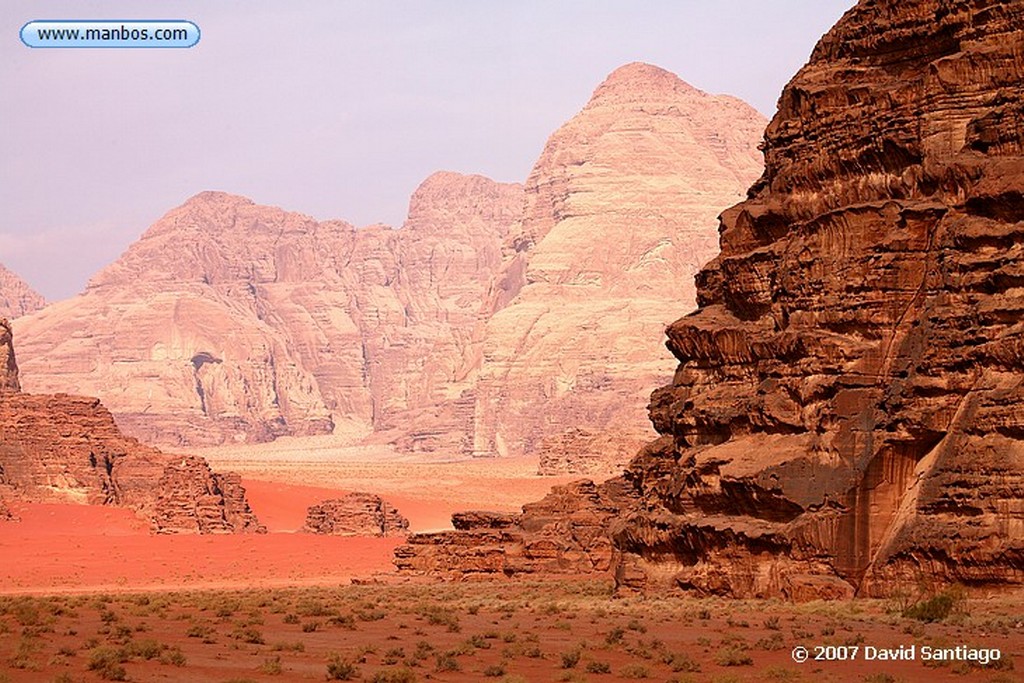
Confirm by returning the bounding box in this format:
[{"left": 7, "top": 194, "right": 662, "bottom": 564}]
[
  {"left": 15, "top": 63, "right": 766, "bottom": 467},
  {"left": 473, "top": 62, "right": 766, "bottom": 469},
  {"left": 0, "top": 262, "right": 45, "bottom": 319},
  {"left": 16, "top": 173, "right": 522, "bottom": 447}
]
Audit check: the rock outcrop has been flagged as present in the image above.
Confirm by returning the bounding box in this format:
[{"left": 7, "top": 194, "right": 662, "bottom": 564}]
[
  {"left": 0, "top": 263, "right": 45, "bottom": 320},
  {"left": 472, "top": 63, "right": 766, "bottom": 468},
  {"left": 1, "top": 318, "right": 19, "bottom": 393},
  {"left": 398, "top": 0, "right": 1024, "bottom": 598},
  {"left": 13, "top": 65, "right": 764, "bottom": 465},
  {"left": 0, "top": 497, "right": 17, "bottom": 522},
  {"left": 303, "top": 493, "right": 409, "bottom": 537},
  {"left": 394, "top": 479, "right": 636, "bottom": 577},
  {"left": 0, "top": 319, "right": 263, "bottom": 533}
]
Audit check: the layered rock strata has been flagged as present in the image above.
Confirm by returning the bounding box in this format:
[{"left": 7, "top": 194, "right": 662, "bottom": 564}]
[
  {"left": 394, "top": 479, "right": 636, "bottom": 577},
  {"left": 15, "top": 173, "right": 522, "bottom": 449},
  {"left": 472, "top": 63, "right": 766, "bottom": 468},
  {"left": 303, "top": 492, "right": 409, "bottom": 537},
  {"left": 398, "top": 0, "right": 1024, "bottom": 598},
  {"left": 0, "top": 263, "right": 45, "bottom": 320},
  {"left": 0, "top": 319, "right": 263, "bottom": 533}
]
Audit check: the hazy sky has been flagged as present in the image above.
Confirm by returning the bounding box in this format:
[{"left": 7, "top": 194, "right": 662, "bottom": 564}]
[{"left": 1, "top": 1, "right": 855, "bottom": 300}]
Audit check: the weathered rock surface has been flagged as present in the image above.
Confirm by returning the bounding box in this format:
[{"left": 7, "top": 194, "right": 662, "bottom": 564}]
[
  {"left": 398, "top": 0, "right": 1024, "bottom": 598},
  {"left": 0, "top": 319, "right": 263, "bottom": 533},
  {"left": 472, "top": 63, "right": 765, "bottom": 469},
  {"left": 15, "top": 173, "right": 522, "bottom": 449},
  {"left": 13, "top": 64, "right": 763, "bottom": 466},
  {"left": 1, "top": 318, "right": 19, "bottom": 393},
  {"left": 0, "top": 497, "right": 17, "bottom": 522},
  {"left": 303, "top": 492, "right": 409, "bottom": 537},
  {"left": 0, "top": 263, "right": 45, "bottom": 320},
  {"left": 394, "top": 479, "right": 636, "bottom": 577},
  {"left": 611, "top": 0, "right": 1024, "bottom": 600}
]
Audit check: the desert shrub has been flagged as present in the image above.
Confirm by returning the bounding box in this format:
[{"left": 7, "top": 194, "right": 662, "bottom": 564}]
[
  {"left": 626, "top": 619, "right": 647, "bottom": 633},
  {"left": 259, "top": 655, "right": 283, "bottom": 675},
  {"left": 483, "top": 664, "right": 506, "bottom": 677},
  {"left": 282, "top": 613, "right": 300, "bottom": 624},
  {"left": 663, "top": 651, "right": 701, "bottom": 672},
  {"left": 329, "top": 613, "right": 356, "bottom": 629},
  {"left": 560, "top": 648, "right": 581, "bottom": 669},
  {"left": 434, "top": 652, "right": 460, "bottom": 672},
  {"left": 903, "top": 588, "right": 964, "bottom": 623},
  {"left": 231, "top": 626, "right": 265, "bottom": 644},
  {"left": 715, "top": 645, "right": 753, "bottom": 667},
  {"left": 619, "top": 663, "right": 650, "bottom": 679},
  {"left": 605, "top": 626, "right": 626, "bottom": 645},
  {"left": 87, "top": 647, "right": 128, "bottom": 680},
  {"left": 128, "top": 638, "right": 162, "bottom": 660},
  {"left": 585, "top": 660, "right": 611, "bottom": 673},
  {"left": 468, "top": 634, "right": 491, "bottom": 649},
  {"left": 382, "top": 647, "right": 405, "bottom": 665},
  {"left": 326, "top": 653, "right": 360, "bottom": 680},
  {"left": 755, "top": 633, "right": 786, "bottom": 651},
  {"left": 271, "top": 640, "right": 305, "bottom": 652},
  {"left": 371, "top": 669, "right": 417, "bottom": 683},
  {"left": 301, "top": 620, "right": 321, "bottom": 633},
  {"left": 762, "top": 666, "right": 802, "bottom": 681},
  {"left": 158, "top": 646, "right": 186, "bottom": 667}
]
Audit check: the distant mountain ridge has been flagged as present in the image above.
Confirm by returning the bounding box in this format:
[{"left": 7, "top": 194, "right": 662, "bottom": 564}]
[
  {"left": 14, "top": 63, "right": 767, "bottom": 472},
  {"left": 0, "top": 262, "right": 45, "bottom": 319}
]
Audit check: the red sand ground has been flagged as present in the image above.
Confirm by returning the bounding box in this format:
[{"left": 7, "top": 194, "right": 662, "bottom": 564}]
[
  {"left": 0, "top": 453, "right": 573, "bottom": 596},
  {"left": 0, "top": 495, "right": 399, "bottom": 596}
]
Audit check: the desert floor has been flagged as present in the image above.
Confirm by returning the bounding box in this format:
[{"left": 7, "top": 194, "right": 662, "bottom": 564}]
[
  {"left": 0, "top": 435, "right": 578, "bottom": 596},
  {"left": 2, "top": 436, "right": 1022, "bottom": 681},
  {"left": 0, "top": 579, "right": 1021, "bottom": 682}
]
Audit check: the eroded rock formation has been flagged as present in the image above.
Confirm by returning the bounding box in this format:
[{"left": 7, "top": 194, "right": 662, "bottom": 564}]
[
  {"left": 397, "top": 0, "right": 1024, "bottom": 598},
  {"left": 394, "top": 480, "right": 636, "bottom": 577},
  {"left": 0, "top": 263, "right": 45, "bottom": 320},
  {"left": 0, "top": 319, "right": 263, "bottom": 533},
  {"left": 303, "top": 493, "right": 409, "bottom": 537}
]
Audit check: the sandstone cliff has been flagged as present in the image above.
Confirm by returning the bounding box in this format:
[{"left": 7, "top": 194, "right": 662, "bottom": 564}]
[
  {"left": 397, "top": 0, "right": 1024, "bottom": 598},
  {"left": 0, "top": 319, "right": 263, "bottom": 533},
  {"left": 15, "top": 174, "right": 521, "bottom": 448},
  {"left": 0, "top": 263, "right": 45, "bottom": 320},
  {"left": 473, "top": 63, "right": 765, "bottom": 470}
]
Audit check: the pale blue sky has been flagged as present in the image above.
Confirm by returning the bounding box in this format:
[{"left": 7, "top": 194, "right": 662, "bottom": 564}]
[{"left": 1, "top": 1, "right": 855, "bottom": 300}]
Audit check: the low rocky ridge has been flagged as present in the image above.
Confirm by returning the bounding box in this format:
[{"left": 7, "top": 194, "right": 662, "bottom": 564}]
[
  {"left": 396, "top": 0, "right": 1024, "bottom": 599},
  {"left": 0, "top": 318, "right": 263, "bottom": 533},
  {"left": 394, "top": 480, "right": 635, "bottom": 577},
  {"left": 0, "top": 262, "right": 45, "bottom": 320},
  {"left": 302, "top": 493, "right": 409, "bottom": 537},
  {"left": 14, "top": 64, "right": 765, "bottom": 476}
]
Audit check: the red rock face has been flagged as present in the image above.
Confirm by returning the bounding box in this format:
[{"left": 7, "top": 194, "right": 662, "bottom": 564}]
[
  {"left": 0, "top": 263, "right": 45, "bottom": 320},
  {"left": 302, "top": 493, "right": 409, "bottom": 537},
  {"left": 397, "top": 0, "right": 1024, "bottom": 598},
  {"left": 0, "top": 319, "right": 263, "bottom": 533}
]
